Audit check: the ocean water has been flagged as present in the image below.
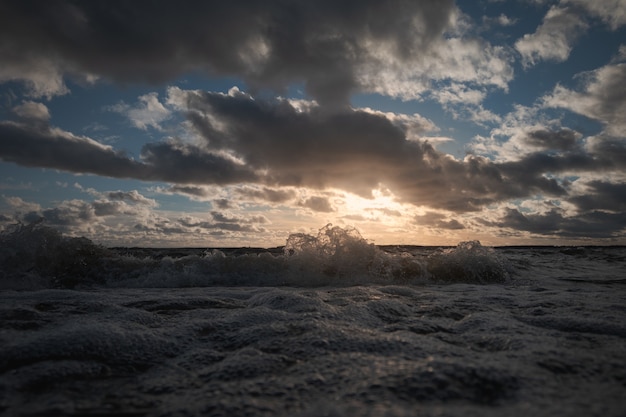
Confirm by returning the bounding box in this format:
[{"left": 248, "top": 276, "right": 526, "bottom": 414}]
[{"left": 1, "top": 224, "right": 625, "bottom": 416}]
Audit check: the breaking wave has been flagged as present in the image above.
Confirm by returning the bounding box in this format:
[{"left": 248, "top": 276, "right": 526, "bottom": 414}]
[{"left": 0, "top": 223, "right": 513, "bottom": 289}]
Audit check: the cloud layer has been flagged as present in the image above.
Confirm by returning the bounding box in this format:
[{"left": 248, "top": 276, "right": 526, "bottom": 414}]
[
  {"left": 1, "top": 1, "right": 625, "bottom": 243},
  {"left": 3, "top": 90, "right": 624, "bottom": 232},
  {"left": 0, "top": 0, "right": 465, "bottom": 105}
]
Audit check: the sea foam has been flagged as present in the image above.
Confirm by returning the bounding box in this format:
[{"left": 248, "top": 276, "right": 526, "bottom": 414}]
[
  {"left": 1, "top": 224, "right": 625, "bottom": 416},
  {"left": 1, "top": 223, "right": 513, "bottom": 289}
]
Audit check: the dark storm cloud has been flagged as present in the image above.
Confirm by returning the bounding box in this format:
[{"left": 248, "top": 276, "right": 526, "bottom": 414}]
[
  {"left": 178, "top": 213, "right": 266, "bottom": 233},
  {"left": 213, "top": 199, "right": 234, "bottom": 210},
  {"left": 234, "top": 187, "right": 297, "bottom": 204},
  {"left": 495, "top": 207, "right": 626, "bottom": 238},
  {"left": 206, "top": 223, "right": 261, "bottom": 233},
  {"left": 494, "top": 142, "right": 625, "bottom": 201},
  {"left": 0, "top": 121, "right": 146, "bottom": 179},
  {"left": 181, "top": 89, "right": 417, "bottom": 196},
  {"left": 180, "top": 90, "right": 619, "bottom": 212},
  {"left": 140, "top": 141, "right": 258, "bottom": 184},
  {"left": 0, "top": 120, "right": 258, "bottom": 185},
  {"left": 0, "top": 0, "right": 455, "bottom": 106},
  {"left": 133, "top": 219, "right": 187, "bottom": 235},
  {"left": 497, "top": 208, "right": 563, "bottom": 235},
  {"left": 2, "top": 91, "right": 624, "bottom": 219},
  {"left": 523, "top": 128, "right": 579, "bottom": 151},
  {"left": 586, "top": 136, "right": 626, "bottom": 168},
  {"left": 106, "top": 190, "right": 156, "bottom": 206},
  {"left": 414, "top": 212, "right": 465, "bottom": 230},
  {"left": 94, "top": 201, "right": 136, "bottom": 217},
  {"left": 299, "top": 196, "right": 335, "bottom": 213},
  {"left": 569, "top": 181, "right": 626, "bottom": 212},
  {"left": 210, "top": 211, "right": 268, "bottom": 225},
  {"left": 166, "top": 185, "right": 212, "bottom": 198},
  {"left": 178, "top": 219, "right": 261, "bottom": 234}
]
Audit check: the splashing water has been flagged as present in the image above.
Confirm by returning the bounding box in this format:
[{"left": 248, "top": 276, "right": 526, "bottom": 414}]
[
  {"left": 284, "top": 224, "right": 427, "bottom": 285},
  {"left": 1, "top": 225, "right": 623, "bottom": 417},
  {"left": 0, "top": 222, "right": 110, "bottom": 289},
  {"left": 427, "top": 240, "right": 512, "bottom": 284},
  {"left": 0, "top": 222, "right": 513, "bottom": 289}
]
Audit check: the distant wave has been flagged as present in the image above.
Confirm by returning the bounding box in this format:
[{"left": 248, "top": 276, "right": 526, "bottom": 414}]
[{"left": 1, "top": 223, "right": 515, "bottom": 290}]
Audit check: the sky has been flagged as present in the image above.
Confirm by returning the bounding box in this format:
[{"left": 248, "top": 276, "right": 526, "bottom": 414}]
[{"left": 1, "top": 0, "right": 625, "bottom": 247}]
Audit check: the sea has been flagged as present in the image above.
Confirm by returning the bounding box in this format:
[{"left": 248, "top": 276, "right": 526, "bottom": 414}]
[{"left": 1, "top": 223, "right": 625, "bottom": 416}]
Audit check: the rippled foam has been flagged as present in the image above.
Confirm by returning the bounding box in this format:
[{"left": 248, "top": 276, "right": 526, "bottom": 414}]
[{"left": 1, "top": 282, "right": 624, "bottom": 416}]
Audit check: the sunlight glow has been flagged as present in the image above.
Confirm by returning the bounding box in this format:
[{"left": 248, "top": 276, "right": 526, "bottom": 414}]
[{"left": 341, "top": 188, "right": 405, "bottom": 217}]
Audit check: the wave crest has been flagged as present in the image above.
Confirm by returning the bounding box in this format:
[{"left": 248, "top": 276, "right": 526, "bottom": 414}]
[
  {"left": 0, "top": 223, "right": 513, "bottom": 289},
  {"left": 428, "top": 240, "right": 512, "bottom": 284}
]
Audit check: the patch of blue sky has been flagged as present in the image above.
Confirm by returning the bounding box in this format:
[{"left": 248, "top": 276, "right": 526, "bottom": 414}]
[
  {"left": 559, "top": 109, "right": 605, "bottom": 137},
  {"left": 0, "top": 164, "right": 85, "bottom": 208},
  {"left": 461, "top": 0, "right": 549, "bottom": 37},
  {"left": 153, "top": 189, "right": 213, "bottom": 212}
]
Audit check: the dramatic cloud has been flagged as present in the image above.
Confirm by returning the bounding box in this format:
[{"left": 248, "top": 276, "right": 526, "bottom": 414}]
[
  {"left": 1, "top": 1, "right": 624, "bottom": 244},
  {"left": 234, "top": 186, "right": 297, "bottom": 204},
  {"left": 176, "top": 211, "right": 269, "bottom": 234},
  {"left": 0, "top": 118, "right": 258, "bottom": 186},
  {"left": 14, "top": 188, "right": 157, "bottom": 230},
  {"left": 544, "top": 63, "right": 626, "bottom": 136},
  {"left": 358, "top": 21, "right": 514, "bottom": 101},
  {"left": 522, "top": 128, "right": 581, "bottom": 151},
  {"left": 139, "top": 139, "right": 258, "bottom": 185},
  {"left": 494, "top": 207, "right": 626, "bottom": 238},
  {"left": 210, "top": 211, "right": 268, "bottom": 225},
  {"left": 3, "top": 189, "right": 273, "bottom": 245},
  {"left": 299, "top": 196, "right": 335, "bottom": 213},
  {"left": 107, "top": 93, "right": 171, "bottom": 130},
  {"left": 11, "top": 101, "right": 51, "bottom": 122},
  {"left": 358, "top": 107, "right": 439, "bottom": 140},
  {"left": 177, "top": 88, "right": 422, "bottom": 196},
  {"left": 188, "top": 89, "right": 624, "bottom": 210},
  {"left": 106, "top": 190, "right": 158, "bottom": 207},
  {"left": 0, "top": 0, "right": 464, "bottom": 106},
  {"left": 3, "top": 196, "right": 41, "bottom": 214},
  {"left": 515, "top": 5, "right": 588, "bottom": 66},
  {"left": 178, "top": 221, "right": 261, "bottom": 234},
  {"left": 569, "top": 180, "right": 626, "bottom": 212},
  {"left": 563, "top": 0, "right": 626, "bottom": 30},
  {"left": 516, "top": 0, "right": 626, "bottom": 67},
  {"left": 3, "top": 85, "right": 625, "bottom": 221},
  {"left": 0, "top": 56, "right": 69, "bottom": 98},
  {"left": 0, "top": 120, "right": 146, "bottom": 178},
  {"left": 584, "top": 136, "right": 626, "bottom": 168},
  {"left": 415, "top": 212, "right": 465, "bottom": 230},
  {"left": 157, "top": 185, "right": 215, "bottom": 200},
  {"left": 23, "top": 199, "right": 96, "bottom": 227}
]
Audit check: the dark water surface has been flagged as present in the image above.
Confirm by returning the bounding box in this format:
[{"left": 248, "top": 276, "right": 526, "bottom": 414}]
[{"left": 1, "top": 224, "right": 625, "bottom": 416}]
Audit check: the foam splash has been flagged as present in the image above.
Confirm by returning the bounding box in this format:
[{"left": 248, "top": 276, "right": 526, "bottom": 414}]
[
  {"left": 0, "top": 222, "right": 110, "bottom": 289},
  {"left": 427, "top": 240, "right": 512, "bottom": 284},
  {"left": 0, "top": 222, "right": 512, "bottom": 289},
  {"left": 283, "top": 224, "right": 426, "bottom": 285}
]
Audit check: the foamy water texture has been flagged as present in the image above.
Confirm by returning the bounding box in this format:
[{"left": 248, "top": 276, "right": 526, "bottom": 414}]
[
  {"left": 1, "top": 224, "right": 625, "bottom": 416},
  {"left": 0, "top": 223, "right": 513, "bottom": 289}
]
